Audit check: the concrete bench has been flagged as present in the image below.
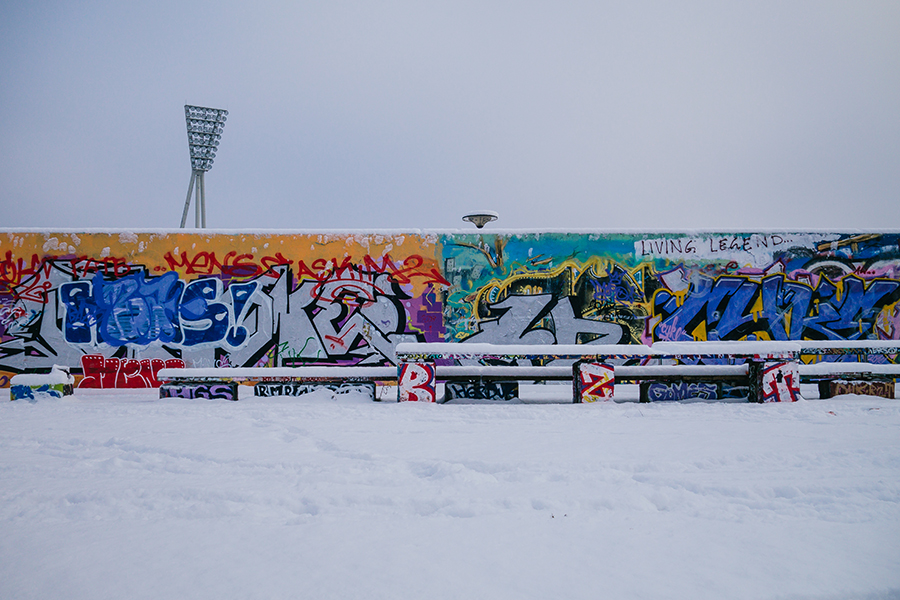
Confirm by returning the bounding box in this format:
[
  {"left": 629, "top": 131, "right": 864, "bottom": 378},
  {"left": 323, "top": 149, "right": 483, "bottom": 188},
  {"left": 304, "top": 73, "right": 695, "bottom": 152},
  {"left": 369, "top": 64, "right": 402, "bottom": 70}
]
[
  {"left": 156, "top": 364, "right": 572, "bottom": 402},
  {"left": 155, "top": 366, "right": 397, "bottom": 401},
  {"left": 642, "top": 342, "right": 801, "bottom": 403},
  {"left": 395, "top": 343, "right": 653, "bottom": 403},
  {"left": 432, "top": 365, "right": 573, "bottom": 402},
  {"left": 155, "top": 338, "right": 858, "bottom": 404},
  {"left": 797, "top": 342, "right": 900, "bottom": 398},
  {"left": 617, "top": 364, "right": 750, "bottom": 402},
  {"left": 395, "top": 341, "right": 802, "bottom": 403},
  {"left": 799, "top": 341, "right": 899, "bottom": 398},
  {"left": 10, "top": 366, "right": 75, "bottom": 401}
]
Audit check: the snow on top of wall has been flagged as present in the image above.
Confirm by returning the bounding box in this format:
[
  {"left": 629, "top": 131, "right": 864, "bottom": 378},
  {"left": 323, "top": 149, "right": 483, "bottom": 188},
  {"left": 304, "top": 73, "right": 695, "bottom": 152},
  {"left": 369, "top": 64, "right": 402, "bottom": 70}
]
[{"left": 1, "top": 227, "right": 898, "bottom": 236}]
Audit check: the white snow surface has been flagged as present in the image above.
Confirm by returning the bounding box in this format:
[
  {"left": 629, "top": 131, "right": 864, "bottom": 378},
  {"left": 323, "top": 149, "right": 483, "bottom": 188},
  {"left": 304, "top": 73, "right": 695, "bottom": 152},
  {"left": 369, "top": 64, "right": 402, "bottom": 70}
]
[
  {"left": 397, "top": 341, "right": 803, "bottom": 358},
  {"left": 799, "top": 363, "right": 900, "bottom": 376},
  {"left": 1, "top": 387, "right": 899, "bottom": 600}
]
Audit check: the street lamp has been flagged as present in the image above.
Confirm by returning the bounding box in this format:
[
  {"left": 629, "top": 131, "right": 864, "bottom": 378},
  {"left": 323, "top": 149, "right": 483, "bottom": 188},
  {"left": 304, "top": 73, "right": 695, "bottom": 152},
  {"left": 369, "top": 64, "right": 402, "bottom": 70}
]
[
  {"left": 462, "top": 210, "right": 499, "bottom": 229},
  {"left": 180, "top": 105, "right": 228, "bottom": 228}
]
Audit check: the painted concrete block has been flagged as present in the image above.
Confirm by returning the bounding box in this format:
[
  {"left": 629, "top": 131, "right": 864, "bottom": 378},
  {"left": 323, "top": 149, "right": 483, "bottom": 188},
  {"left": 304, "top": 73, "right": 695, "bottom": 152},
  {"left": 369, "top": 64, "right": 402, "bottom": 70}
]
[
  {"left": 574, "top": 361, "right": 614, "bottom": 402},
  {"left": 398, "top": 362, "right": 435, "bottom": 402},
  {"left": 759, "top": 361, "right": 800, "bottom": 402},
  {"left": 10, "top": 366, "right": 75, "bottom": 401}
]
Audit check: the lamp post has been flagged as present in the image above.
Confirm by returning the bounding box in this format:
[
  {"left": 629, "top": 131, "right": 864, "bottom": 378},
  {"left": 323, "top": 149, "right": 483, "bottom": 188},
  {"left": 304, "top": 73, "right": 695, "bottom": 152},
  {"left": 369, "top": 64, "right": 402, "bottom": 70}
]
[
  {"left": 462, "top": 210, "right": 499, "bottom": 228},
  {"left": 180, "top": 105, "right": 228, "bottom": 228}
]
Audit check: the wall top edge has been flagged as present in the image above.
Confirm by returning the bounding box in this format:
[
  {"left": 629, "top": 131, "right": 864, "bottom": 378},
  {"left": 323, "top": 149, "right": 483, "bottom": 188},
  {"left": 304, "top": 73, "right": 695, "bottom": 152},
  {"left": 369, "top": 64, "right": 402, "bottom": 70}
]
[{"left": 2, "top": 227, "right": 899, "bottom": 236}]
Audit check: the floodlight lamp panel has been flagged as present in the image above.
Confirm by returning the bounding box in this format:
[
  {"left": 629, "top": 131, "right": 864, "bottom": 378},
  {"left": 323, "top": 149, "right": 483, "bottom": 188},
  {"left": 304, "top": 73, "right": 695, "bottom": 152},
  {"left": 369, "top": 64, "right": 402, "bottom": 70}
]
[
  {"left": 185, "top": 104, "right": 228, "bottom": 172},
  {"left": 191, "top": 158, "right": 214, "bottom": 171}
]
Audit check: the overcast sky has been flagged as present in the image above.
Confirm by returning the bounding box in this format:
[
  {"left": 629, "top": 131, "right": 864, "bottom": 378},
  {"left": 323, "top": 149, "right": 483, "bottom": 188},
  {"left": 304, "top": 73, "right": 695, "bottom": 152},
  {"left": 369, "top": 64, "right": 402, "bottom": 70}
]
[{"left": 1, "top": 1, "right": 897, "bottom": 232}]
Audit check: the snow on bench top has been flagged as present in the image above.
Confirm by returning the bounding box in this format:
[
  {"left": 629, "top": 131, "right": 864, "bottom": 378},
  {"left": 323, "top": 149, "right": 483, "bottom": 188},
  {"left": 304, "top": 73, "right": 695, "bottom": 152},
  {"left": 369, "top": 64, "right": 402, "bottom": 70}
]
[
  {"left": 397, "top": 340, "right": 893, "bottom": 357},
  {"left": 798, "top": 340, "right": 900, "bottom": 351},
  {"left": 615, "top": 364, "right": 749, "bottom": 376},
  {"left": 157, "top": 363, "right": 754, "bottom": 380},
  {"left": 10, "top": 366, "right": 74, "bottom": 386},
  {"left": 159, "top": 365, "right": 575, "bottom": 380},
  {"left": 154, "top": 342, "right": 897, "bottom": 382},
  {"left": 397, "top": 341, "right": 800, "bottom": 357},
  {"left": 11, "top": 373, "right": 73, "bottom": 386},
  {"left": 396, "top": 343, "right": 655, "bottom": 357},
  {"left": 798, "top": 363, "right": 900, "bottom": 375},
  {"left": 437, "top": 365, "right": 573, "bottom": 377},
  {"left": 651, "top": 341, "right": 800, "bottom": 355},
  {"left": 157, "top": 366, "right": 397, "bottom": 380}
]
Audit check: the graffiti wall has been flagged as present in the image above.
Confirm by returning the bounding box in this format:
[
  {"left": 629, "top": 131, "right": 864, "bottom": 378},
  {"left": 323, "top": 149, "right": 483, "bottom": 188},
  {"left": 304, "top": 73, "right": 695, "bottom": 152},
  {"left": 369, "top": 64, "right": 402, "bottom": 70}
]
[
  {"left": 441, "top": 231, "right": 900, "bottom": 348},
  {"left": 2, "top": 229, "right": 899, "bottom": 385},
  {"left": 0, "top": 231, "right": 446, "bottom": 386}
]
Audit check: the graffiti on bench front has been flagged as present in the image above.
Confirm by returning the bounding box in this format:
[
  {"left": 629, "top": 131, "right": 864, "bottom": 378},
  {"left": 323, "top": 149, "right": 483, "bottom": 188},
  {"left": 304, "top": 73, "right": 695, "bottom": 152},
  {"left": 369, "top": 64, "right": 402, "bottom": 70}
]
[
  {"left": 643, "top": 381, "right": 719, "bottom": 401},
  {"left": 641, "top": 380, "right": 751, "bottom": 402},
  {"left": 827, "top": 380, "right": 895, "bottom": 399},
  {"left": 254, "top": 381, "right": 375, "bottom": 398},
  {"left": 445, "top": 381, "right": 519, "bottom": 402},
  {"left": 159, "top": 382, "right": 238, "bottom": 400}
]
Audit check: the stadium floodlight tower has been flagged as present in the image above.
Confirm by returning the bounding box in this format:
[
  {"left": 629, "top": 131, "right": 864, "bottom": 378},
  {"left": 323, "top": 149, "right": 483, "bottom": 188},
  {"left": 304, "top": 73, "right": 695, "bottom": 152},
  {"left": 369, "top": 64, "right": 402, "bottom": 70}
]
[{"left": 180, "top": 105, "right": 228, "bottom": 228}]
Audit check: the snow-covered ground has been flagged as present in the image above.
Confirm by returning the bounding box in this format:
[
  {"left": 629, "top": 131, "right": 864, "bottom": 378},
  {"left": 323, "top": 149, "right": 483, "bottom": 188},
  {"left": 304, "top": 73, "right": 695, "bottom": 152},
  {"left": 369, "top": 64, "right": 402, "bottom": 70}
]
[{"left": 1, "top": 386, "right": 898, "bottom": 600}]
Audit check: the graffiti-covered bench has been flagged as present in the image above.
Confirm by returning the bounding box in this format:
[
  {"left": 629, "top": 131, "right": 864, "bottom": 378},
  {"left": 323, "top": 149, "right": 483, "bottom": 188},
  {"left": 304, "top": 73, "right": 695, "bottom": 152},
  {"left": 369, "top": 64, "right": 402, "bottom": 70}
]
[
  {"left": 395, "top": 342, "right": 803, "bottom": 403},
  {"left": 798, "top": 341, "right": 900, "bottom": 399},
  {"left": 434, "top": 365, "right": 572, "bottom": 402},
  {"left": 632, "top": 342, "right": 802, "bottom": 403},
  {"left": 615, "top": 363, "right": 750, "bottom": 402},
  {"left": 155, "top": 366, "right": 397, "bottom": 401},
  {"left": 395, "top": 343, "right": 650, "bottom": 403},
  {"left": 10, "top": 365, "right": 75, "bottom": 401}
]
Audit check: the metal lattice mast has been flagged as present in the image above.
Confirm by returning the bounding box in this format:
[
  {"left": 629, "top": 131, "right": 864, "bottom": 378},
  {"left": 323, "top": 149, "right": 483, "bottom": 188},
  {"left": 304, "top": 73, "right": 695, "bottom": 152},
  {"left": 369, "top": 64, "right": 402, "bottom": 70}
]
[{"left": 181, "top": 105, "right": 228, "bottom": 228}]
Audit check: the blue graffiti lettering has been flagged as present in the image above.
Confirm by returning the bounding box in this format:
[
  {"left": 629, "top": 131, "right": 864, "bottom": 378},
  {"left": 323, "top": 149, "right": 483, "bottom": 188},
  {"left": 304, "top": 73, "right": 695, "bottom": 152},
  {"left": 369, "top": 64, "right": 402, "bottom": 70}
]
[
  {"left": 654, "top": 274, "right": 900, "bottom": 341},
  {"left": 59, "top": 280, "right": 97, "bottom": 344},
  {"left": 646, "top": 381, "right": 719, "bottom": 401},
  {"left": 93, "top": 272, "right": 183, "bottom": 345},
  {"left": 179, "top": 277, "right": 230, "bottom": 347}
]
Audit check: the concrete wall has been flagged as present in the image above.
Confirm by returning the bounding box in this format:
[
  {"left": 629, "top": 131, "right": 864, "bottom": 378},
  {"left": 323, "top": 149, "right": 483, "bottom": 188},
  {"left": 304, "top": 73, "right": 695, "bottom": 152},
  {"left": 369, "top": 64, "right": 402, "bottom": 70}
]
[{"left": 2, "top": 230, "right": 899, "bottom": 385}]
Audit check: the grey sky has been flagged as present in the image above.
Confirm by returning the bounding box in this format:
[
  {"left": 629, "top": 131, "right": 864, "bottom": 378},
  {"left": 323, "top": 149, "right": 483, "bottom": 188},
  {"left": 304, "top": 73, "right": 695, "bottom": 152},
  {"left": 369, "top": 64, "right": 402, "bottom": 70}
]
[{"left": 1, "top": 1, "right": 897, "bottom": 231}]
